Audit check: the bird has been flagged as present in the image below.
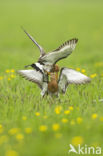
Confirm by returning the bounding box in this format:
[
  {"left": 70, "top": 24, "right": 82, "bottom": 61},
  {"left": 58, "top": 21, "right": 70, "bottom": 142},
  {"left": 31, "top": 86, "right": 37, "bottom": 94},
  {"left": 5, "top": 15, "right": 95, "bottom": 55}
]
[
  {"left": 18, "top": 65, "right": 91, "bottom": 97},
  {"left": 17, "top": 28, "right": 91, "bottom": 97},
  {"left": 21, "top": 27, "right": 78, "bottom": 73}
]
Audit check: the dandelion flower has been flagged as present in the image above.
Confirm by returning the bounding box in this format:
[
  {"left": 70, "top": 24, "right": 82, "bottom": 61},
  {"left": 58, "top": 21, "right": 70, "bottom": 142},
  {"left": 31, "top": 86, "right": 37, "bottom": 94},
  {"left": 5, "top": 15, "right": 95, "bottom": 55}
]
[
  {"left": 11, "top": 69, "right": 15, "bottom": 73},
  {"left": 0, "top": 124, "right": 3, "bottom": 129},
  {"left": 22, "top": 116, "right": 27, "bottom": 120},
  {"left": 16, "top": 133, "right": 24, "bottom": 141},
  {"left": 39, "top": 125, "right": 47, "bottom": 132},
  {"left": 100, "top": 117, "right": 103, "bottom": 122},
  {"left": 68, "top": 106, "right": 73, "bottom": 111},
  {"left": 77, "top": 117, "right": 83, "bottom": 124},
  {"left": 5, "top": 150, "right": 18, "bottom": 156},
  {"left": 0, "top": 76, "right": 3, "bottom": 80},
  {"left": 6, "top": 69, "right": 10, "bottom": 73},
  {"left": 61, "top": 118, "right": 68, "bottom": 123},
  {"left": 25, "top": 128, "right": 32, "bottom": 134},
  {"left": 92, "top": 113, "right": 98, "bottom": 119},
  {"left": 54, "top": 106, "right": 62, "bottom": 114},
  {"left": 70, "top": 120, "right": 75, "bottom": 125},
  {"left": 64, "top": 110, "right": 70, "bottom": 115},
  {"left": 8, "top": 128, "right": 19, "bottom": 135},
  {"left": 90, "top": 73, "right": 97, "bottom": 78},
  {"left": 52, "top": 124, "right": 60, "bottom": 131},
  {"left": 11, "top": 75, "right": 16, "bottom": 78},
  {"left": 76, "top": 68, "right": 80, "bottom": 71},
  {"left": 81, "top": 69, "right": 86, "bottom": 73},
  {"left": 72, "top": 136, "right": 84, "bottom": 146},
  {"left": 35, "top": 112, "right": 40, "bottom": 116},
  {"left": 8, "top": 78, "right": 11, "bottom": 81}
]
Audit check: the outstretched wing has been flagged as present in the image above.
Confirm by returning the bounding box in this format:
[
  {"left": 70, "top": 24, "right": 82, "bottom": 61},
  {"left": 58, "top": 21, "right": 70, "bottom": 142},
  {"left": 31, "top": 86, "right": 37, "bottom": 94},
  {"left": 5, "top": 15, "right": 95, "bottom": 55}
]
[
  {"left": 39, "top": 38, "right": 78, "bottom": 72},
  {"left": 58, "top": 68, "right": 91, "bottom": 93},
  {"left": 21, "top": 27, "right": 45, "bottom": 57},
  {"left": 17, "top": 69, "right": 43, "bottom": 89}
]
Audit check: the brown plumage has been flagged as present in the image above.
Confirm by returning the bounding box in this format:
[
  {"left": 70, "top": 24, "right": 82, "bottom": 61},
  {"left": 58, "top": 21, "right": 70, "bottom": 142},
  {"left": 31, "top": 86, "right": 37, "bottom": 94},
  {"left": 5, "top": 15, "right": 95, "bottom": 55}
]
[
  {"left": 48, "top": 73, "right": 58, "bottom": 93},
  {"left": 48, "top": 64, "right": 60, "bottom": 93}
]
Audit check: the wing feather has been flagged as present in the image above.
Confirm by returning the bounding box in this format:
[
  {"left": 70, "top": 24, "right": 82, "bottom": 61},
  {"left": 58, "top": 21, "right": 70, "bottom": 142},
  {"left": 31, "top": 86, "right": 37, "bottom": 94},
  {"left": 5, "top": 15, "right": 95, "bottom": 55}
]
[
  {"left": 17, "top": 69, "right": 43, "bottom": 89},
  {"left": 58, "top": 68, "right": 91, "bottom": 93},
  {"left": 39, "top": 38, "right": 78, "bottom": 71},
  {"left": 21, "top": 27, "right": 45, "bottom": 57}
]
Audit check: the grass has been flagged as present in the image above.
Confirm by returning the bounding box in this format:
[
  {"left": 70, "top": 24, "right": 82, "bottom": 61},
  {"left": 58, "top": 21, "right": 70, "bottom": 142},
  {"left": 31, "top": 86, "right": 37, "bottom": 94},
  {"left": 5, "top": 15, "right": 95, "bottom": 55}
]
[{"left": 0, "top": 0, "right": 103, "bottom": 155}]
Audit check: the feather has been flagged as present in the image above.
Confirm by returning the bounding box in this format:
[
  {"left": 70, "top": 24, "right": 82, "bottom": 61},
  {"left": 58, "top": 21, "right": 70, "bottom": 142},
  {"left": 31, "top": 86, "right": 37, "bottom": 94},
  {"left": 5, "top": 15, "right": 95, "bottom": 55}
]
[
  {"left": 39, "top": 38, "right": 78, "bottom": 72},
  {"left": 17, "top": 69, "right": 43, "bottom": 89},
  {"left": 58, "top": 68, "right": 91, "bottom": 93},
  {"left": 21, "top": 27, "right": 45, "bottom": 57}
]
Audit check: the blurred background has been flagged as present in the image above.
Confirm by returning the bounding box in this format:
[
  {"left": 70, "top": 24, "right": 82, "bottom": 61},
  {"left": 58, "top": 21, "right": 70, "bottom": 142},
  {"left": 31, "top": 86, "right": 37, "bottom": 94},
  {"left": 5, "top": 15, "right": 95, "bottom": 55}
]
[{"left": 0, "top": 0, "right": 103, "bottom": 72}]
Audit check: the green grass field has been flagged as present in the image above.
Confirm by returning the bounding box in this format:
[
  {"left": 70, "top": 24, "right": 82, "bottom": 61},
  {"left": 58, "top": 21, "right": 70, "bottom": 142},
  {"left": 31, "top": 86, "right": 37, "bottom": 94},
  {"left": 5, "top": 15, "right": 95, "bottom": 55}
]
[{"left": 0, "top": 0, "right": 103, "bottom": 155}]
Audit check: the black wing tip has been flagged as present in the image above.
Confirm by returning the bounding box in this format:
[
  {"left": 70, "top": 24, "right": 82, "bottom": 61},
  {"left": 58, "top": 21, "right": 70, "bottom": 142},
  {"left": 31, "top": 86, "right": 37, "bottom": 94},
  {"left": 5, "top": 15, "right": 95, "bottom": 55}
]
[
  {"left": 54, "top": 38, "right": 78, "bottom": 51},
  {"left": 74, "top": 38, "right": 78, "bottom": 43},
  {"left": 68, "top": 38, "right": 78, "bottom": 43}
]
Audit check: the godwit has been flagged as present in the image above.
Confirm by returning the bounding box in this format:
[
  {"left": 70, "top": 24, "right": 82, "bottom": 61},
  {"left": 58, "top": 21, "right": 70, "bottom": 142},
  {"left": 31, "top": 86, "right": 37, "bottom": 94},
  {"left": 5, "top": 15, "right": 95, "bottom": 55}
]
[{"left": 18, "top": 29, "right": 91, "bottom": 97}]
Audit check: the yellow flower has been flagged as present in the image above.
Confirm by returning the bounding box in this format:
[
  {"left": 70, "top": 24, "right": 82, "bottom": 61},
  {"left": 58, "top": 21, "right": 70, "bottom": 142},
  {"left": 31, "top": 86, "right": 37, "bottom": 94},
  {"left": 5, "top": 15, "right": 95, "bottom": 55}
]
[
  {"left": 11, "top": 69, "right": 15, "bottom": 73},
  {"left": 11, "top": 75, "right": 16, "bottom": 78},
  {"left": 61, "top": 118, "right": 68, "bottom": 123},
  {"left": 8, "top": 128, "right": 19, "bottom": 135},
  {"left": 92, "top": 113, "right": 98, "bottom": 119},
  {"left": 90, "top": 73, "right": 97, "bottom": 78},
  {"left": 8, "top": 78, "right": 11, "bottom": 81},
  {"left": 52, "top": 124, "right": 60, "bottom": 131},
  {"left": 0, "top": 135, "right": 8, "bottom": 145},
  {"left": 54, "top": 106, "right": 62, "bottom": 114},
  {"left": 5, "top": 150, "right": 18, "bottom": 156},
  {"left": 22, "top": 116, "right": 27, "bottom": 120},
  {"left": 55, "top": 133, "right": 62, "bottom": 139},
  {"left": 72, "top": 136, "right": 84, "bottom": 146},
  {"left": 6, "top": 69, "right": 10, "bottom": 73},
  {"left": 64, "top": 110, "right": 70, "bottom": 115},
  {"left": 81, "top": 69, "right": 86, "bottom": 73},
  {"left": 70, "top": 120, "right": 75, "bottom": 125},
  {"left": 25, "top": 128, "right": 32, "bottom": 134},
  {"left": 39, "top": 125, "right": 48, "bottom": 132},
  {"left": 68, "top": 106, "right": 73, "bottom": 111},
  {"left": 0, "top": 124, "right": 3, "bottom": 129},
  {"left": 76, "top": 68, "right": 80, "bottom": 71},
  {"left": 35, "top": 112, "right": 40, "bottom": 116},
  {"left": 101, "top": 73, "right": 103, "bottom": 77},
  {"left": 100, "top": 117, "right": 103, "bottom": 121},
  {"left": 0, "top": 76, "right": 3, "bottom": 80},
  {"left": 16, "top": 133, "right": 24, "bottom": 141},
  {"left": 77, "top": 117, "right": 83, "bottom": 124}
]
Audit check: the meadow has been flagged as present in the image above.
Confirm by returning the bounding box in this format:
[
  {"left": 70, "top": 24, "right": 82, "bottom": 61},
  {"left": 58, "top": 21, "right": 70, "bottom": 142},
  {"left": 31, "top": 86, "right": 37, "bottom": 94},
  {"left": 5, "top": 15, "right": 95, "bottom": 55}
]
[{"left": 0, "top": 0, "right": 103, "bottom": 155}]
